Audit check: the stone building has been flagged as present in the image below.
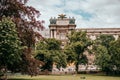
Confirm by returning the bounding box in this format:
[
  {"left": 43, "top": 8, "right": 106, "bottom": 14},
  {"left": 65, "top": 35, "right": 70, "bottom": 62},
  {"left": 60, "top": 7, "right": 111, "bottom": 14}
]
[
  {"left": 49, "top": 14, "right": 76, "bottom": 48},
  {"left": 78, "top": 28, "right": 120, "bottom": 67},
  {"left": 49, "top": 14, "right": 120, "bottom": 47},
  {"left": 77, "top": 28, "right": 120, "bottom": 40},
  {"left": 41, "top": 14, "right": 120, "bottom": 72}
]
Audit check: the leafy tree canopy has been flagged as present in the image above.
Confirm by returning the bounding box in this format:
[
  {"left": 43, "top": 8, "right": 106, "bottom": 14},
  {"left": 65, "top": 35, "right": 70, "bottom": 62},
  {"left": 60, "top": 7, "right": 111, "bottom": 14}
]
[
  {"left": 0, "top": 0, "right": 44, "bottom": 76},
  {"left": 0, "top": 17, "right": 22, "bottom": 78},
  {"left": 65, "top": 30, "right": 92, "bottom": 72},
  {"left": 96, "top": 34, "right": 115, "bottom": 48},
  {"left": 93, "top": 34, "right": 120, "bottom": 75},
  {"left": 109, "top": 37, "right": 120, "bottom": 74},
  {"left": 35, "top": 38, "right": 67, "bottom": 71}
]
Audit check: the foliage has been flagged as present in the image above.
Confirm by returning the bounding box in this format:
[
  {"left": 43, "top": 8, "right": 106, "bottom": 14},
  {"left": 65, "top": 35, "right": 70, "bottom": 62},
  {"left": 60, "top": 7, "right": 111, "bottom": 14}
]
[
  {"left": 93, "top": 45, "right": 111, "bottom": 74},
  {"left": 0, "top": 0, "right": 44, "bottom": 76},
  {"left": 95, "top": 34, "right": 115, "bottom": 48},
  {"left": 35, "top": 38, "right": 67, "bottom": 71},
  {"left": 65, "top": 30, "right": 92, "bottom": 72},
  {"left": 64, "top": 47, "right": 77, "bottom": 63},
  {"left": 109, "top": 37, "right": 120, "bottom": 74},
  {"left": 0, "top": 0, "right": 44, "bottom": 44},
  {"left": 0, "top": 17, "right": 22, "bottom": 79},
  {"left": 93, "top": 34, "right": 120, "bottom": 75}
]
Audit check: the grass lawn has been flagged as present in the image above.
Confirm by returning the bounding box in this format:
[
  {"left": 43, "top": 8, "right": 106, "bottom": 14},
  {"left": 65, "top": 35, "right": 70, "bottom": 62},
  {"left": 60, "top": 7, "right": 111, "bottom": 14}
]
[{"left": 8, "top": 74, "right": 120, "bottom": 80}]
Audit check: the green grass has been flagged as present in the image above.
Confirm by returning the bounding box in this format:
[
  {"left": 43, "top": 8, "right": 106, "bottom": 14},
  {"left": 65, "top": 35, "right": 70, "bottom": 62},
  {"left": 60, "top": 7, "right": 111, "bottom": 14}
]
[{"left": 8, "top": 74, "right": 120, "bottom": 80}]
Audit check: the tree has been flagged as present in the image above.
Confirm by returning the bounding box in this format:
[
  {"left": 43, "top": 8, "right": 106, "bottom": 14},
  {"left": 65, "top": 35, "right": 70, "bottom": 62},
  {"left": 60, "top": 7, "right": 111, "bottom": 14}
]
[
  {"left": 64, "top": 47, "right": 77, "bottom": 64},
  {"left": 93, "top": 45, "right": 111, "bottom": 75},
  {"left": 65, "top": 30, "right": 92, "bottom": 72},
  {"left": 92, "top": 34, "right": 120, "bottom": 75},
  {"left": 0, "top": 0, "right": 44, "bottom": 76},
  {"left": 0, "top": 17, "right": 21, "bottom": 79},
  {"left": 109, "top": 37, "right": 120, "bottom": 75},
  {"left": 35, "top": 38, "right": 67, "bottom": 71},
  {"left": 96, "top": 34, "right": 115, "bottom": 48}
]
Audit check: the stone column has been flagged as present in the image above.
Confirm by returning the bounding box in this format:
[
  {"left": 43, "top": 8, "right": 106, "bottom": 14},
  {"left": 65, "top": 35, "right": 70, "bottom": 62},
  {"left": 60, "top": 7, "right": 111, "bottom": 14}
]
[
  {"left": 50, "top": 30, "right": 53, "bottom": 38},
  {"left": 54, "top": 30, "right": 56, "bottom": 38}
]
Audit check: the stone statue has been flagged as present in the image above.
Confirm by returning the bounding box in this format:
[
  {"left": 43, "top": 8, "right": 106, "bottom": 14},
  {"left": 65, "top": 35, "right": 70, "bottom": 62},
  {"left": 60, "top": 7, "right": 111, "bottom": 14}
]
[
  {"left": 58, "top": 14, "right": 67, "bottom": 19},
  {"left": 50, "top": 17, "right": 56, "bottom": 24},
  {"left": 69, "top": 18, "right": 75, "bottom": 24}
]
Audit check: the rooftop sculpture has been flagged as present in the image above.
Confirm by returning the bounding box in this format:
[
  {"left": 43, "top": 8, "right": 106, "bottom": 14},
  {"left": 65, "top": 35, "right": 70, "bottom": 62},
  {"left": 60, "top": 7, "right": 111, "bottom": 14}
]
[{"left": 58, "top": 14, "right": 67, "bottom": 19}]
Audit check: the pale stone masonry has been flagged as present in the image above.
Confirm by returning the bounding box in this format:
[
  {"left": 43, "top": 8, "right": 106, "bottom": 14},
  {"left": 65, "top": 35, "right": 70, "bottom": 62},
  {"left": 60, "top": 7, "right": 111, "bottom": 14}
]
[
  {"left": 77, "top": 28, "right": 120, "bottom": 40},
  {"left": 40, "top": 14, "right": 120, "bottom": 72},
  {"left": 49, "top": 14, "right": 120, "bottom": 44},
  {"left": 49, "top": 14, "right": 76, "bottom": 48}
]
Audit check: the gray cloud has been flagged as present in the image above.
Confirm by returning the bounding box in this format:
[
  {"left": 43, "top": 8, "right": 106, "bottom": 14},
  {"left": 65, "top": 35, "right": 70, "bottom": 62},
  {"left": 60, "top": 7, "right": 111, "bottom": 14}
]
[{"left": 27, "top": 0, "right": 120, "bottom": 28}]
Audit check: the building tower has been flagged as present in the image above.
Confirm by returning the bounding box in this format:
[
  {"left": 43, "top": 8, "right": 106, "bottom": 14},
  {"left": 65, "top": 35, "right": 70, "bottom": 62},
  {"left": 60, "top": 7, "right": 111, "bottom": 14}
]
[{"left": 49, "top": 14, "right": 76, "bottom": 48}]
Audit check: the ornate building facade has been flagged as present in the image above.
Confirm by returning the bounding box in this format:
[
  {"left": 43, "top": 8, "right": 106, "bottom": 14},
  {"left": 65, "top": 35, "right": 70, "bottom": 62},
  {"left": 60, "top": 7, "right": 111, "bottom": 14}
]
[
  {"left": 49, "top": 14, "right": 120, "bottom": 47},
  {"left": 41, "top": 14, "right": 120, "bottom": 72},
  {"left": 49, "top": 14, "right": 76, "bottom": 48}
]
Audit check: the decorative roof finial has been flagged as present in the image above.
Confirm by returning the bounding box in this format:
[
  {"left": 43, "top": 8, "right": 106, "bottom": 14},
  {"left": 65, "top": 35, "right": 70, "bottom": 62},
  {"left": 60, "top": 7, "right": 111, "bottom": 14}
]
[{"left": 58, "top": 14, "right": 66, "bottom": 19}]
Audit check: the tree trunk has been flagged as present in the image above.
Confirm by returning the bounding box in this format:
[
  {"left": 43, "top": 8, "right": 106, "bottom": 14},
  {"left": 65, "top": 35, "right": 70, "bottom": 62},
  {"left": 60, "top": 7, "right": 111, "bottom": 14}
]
[
  {"left": 76, "top": 56, "right": 79, "bottom": 73},
  {"left": 76, "top": 62, "right": 78, "bottom": 73}
]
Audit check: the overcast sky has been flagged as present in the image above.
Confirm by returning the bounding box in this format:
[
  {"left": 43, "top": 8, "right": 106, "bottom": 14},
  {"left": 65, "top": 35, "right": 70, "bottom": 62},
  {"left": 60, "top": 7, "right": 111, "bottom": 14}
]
[{"left": 27, "top": 0, "right": 120, "bottom": 28}]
